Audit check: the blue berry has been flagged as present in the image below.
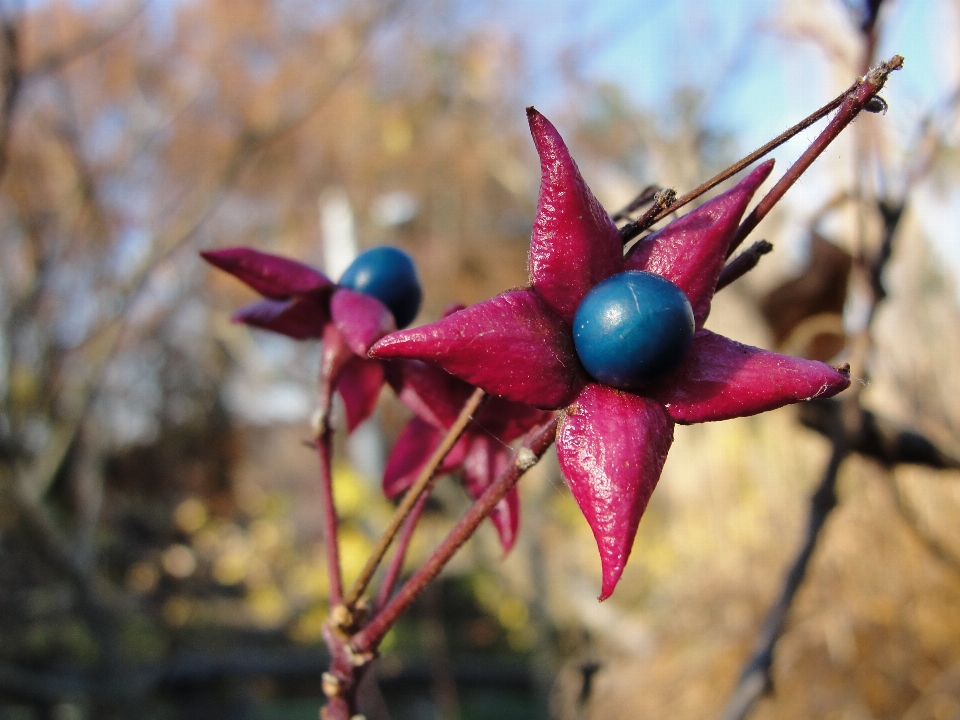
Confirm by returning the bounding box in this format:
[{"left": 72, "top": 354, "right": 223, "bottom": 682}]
[
  {"left": 572, "top": 271, "right": 694, "bottom": 390},
  {"left": 339, "top": 247, "right": 423, "bottom": 328}
]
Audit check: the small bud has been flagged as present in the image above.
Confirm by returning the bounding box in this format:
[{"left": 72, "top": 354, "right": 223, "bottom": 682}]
[
  {"left": 654, "top": 188, "right": 677, "bottom": 209},
  {"left": 311, "top": 407, "right": 327, "bottom": 436},
  {"left": 331, "top": 603, "right": 353, "bottom": 630},
  {"left": 515, "top": 447, "right": 537, "bottom": 471},
  {"left": 322, "top": 672, "right": 341, "bottom": 698},
  {"left": 346, "top": 644, "right": 375, "bottom": 667}
]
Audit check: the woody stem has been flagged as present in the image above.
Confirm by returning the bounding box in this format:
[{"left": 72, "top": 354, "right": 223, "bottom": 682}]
[
  {"left": 375, "top": 491, "right": 429, "bottom": 610},
  {"left": 727, "top": 55, "right": 903, "bottom": 256},
  {"left": 351, "top": 415, "right": 559, "bottom": 653},
  {"left": 620, "top": 55, "right": 903, "bottom": 244},
  {"left": 315, "top": 392, "right": 343, "bottom": 606},
  {"left": 341, "top": 386, "right": 486, "bottom": 609}
]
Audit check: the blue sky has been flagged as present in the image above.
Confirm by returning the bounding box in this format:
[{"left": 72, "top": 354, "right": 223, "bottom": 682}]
[
  {"left": 505, "top": 0, "right": 943, "bottom": 151},
  {"left": 493, "top": 0, "right": 960, "bottom": 286}
]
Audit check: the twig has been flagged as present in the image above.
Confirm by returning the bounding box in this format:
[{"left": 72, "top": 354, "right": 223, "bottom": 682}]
[
  {"left": 375, "top": 492, "right": 430, "bottom": 611},
  {"left": 889, "top": 475, "right": 960, "bottom": 576},
  {"left": 728, "top": 55, "right": 903, "bottom": 256},
  {"left": 719, "top": 439, "right": 848, "bottom": 720},
  {"left": 619, "top": 189, "right": 676, "bottom": 244},
  {"left": 716, "top": 240, "right": 773, "bottom": 291},
  {"left": 342, "top": 387, "right": 486, "bottom": 610},
  {"left": 351, "top": 415, "right": 558, "bottom": 653},
  {"left": 611, "top": 184, "right": 662, "bottom": 222},
  {"left": 618, "top": 58, "right": 897, "bottom": 244},
  {"left": 798, "top": 399, "right": 960, "bottom": 471},
  {"left": 0, "top": 6, "right": 20, "bottom": 181}
]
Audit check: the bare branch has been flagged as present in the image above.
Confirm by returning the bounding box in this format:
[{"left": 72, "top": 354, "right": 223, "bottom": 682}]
[
  {"left": 890, "top": 476, "right": 960, "bottom": 575},
  {"left": 720, "top": 440, "right": 848, "bottom": 720},
  {"left": 0, "top": 6, "right": 21, "bottom": 180},
  {"left": 798, "top": 399, "right": 960, "bottom": 470},
  {"left": 22, "top": 3, "right": 146, "bottom": 79}
]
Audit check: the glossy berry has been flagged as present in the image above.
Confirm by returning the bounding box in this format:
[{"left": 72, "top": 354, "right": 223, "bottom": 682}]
[
  {"left": 572, "top": 271, "right": 694, "bottom": 390},
  {"left": 339, "top": 247, "right": 422, "bottom": 329}
]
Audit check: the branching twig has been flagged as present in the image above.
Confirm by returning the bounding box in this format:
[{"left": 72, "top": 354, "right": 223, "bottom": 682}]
[
  {"left": 352, "top": 415, "right": 558, "bottom": 653},
  {"left": 619, "top": 58, "right": 901, "bottom": 244},
  {"left": 728, "top": 55, "right": 903, "bottom": 256},
  {"left": 798, "top": 399, "right": 960, "bottom": 471},
  {"left": 342, "top": 387, "right": 486, "bottom": 610},
  {"left": 716, "top": 240, "right": 773, "bottom": 291},
  {"left": 721, "top": 48, "right": 906, "bottom": 720},
  {"left": 720, "top": 439, "right": 848, "bottom": 720},
  {"left": 889, "top": 476, "right": 960, "bottom": 576}
]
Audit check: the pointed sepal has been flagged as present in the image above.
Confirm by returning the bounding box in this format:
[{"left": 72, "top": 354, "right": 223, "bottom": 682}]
[
  {"left": 527, "top": 108, "right": 623, "bottom": 324},
  {"left": 625, "top": 161, "right": 773, "bottom": 327},
  {"left": 651, "top": 330, "right": 851, "bottom": 424},
  {"left": 201, "top": 247, "right": 333, "bottom": 299},
  {"left": 556, "top": 384, "right": 674, "bottom": 600},
  {"left": 371, "top": 289, "right": 588, "bottom": 409}
]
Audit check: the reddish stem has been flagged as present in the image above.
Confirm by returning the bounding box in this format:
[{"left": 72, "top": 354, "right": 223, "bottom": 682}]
[
  {"left": 375, "top": 491, "right": 429, "bottom": 611},
  {"left": 727, "top": 55, "right": 903, "bottom": 256},
  {"left": 351, "top": 415, "right": 559, "bottom": 653},
  {"left": 343, "top": 386, "right": 486, "bottom": 609},
  {"left": 715, "top": 240, "right": 773, "bottom": 291},
  {"left": 316, "top": 326, "right": 353, "bottom": 607},
  {"left": 315, "top": 408, "right": 343, "bottom": 606}
]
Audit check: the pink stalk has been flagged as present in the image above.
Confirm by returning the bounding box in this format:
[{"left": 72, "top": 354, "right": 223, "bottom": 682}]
[
  {"left": 352, "top": 415, "right": 558, "bottom": 653},
  {"left": 728, "top": 55, "right": 903, "bottom": 255},
  {"left": 315, "top": 394, "right": 344, "bottom": 606},
  {"left": 342, "top": 386, "right": 486, "bottom": 609},
  {"left": 375, "top": 491, "right": 430, "bottom": 611}
]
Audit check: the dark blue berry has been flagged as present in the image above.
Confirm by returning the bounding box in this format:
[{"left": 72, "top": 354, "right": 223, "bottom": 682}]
[
  {"left": 572, "top": 271, "right": 694, "bottom": 390},
  {"left": 339, "top": 247, "right": 423, "bottom": 328}
]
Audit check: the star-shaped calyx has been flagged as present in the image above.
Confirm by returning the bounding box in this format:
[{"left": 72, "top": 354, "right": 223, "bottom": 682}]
[
  {"left": 203, "top": 247, "right": 419, "bottom": 431},
  {"left": 382, "top": 307, "right": 551, "bottom": 551},
  {"left": 370, "top": 108, "right": 851, "bottom": 600}
]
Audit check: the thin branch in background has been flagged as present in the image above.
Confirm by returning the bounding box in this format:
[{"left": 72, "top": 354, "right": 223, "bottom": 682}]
[
  {"left": 0, "top": 4, "right": 21, "bottom": 181},
  {"left": 889, "top": 475, "right": 960, "bottom": 576},
  {"left": 22, "top": 2, "right": 145, "bottom": 79},
  {"left": 719, "top": 440, "right": 848, "bottom": 720},
  {"left": 865, "top": 199, "right": 904, "bottom": 304},
  {"left": 3, "top": 0, "right": 409, "bottom": 539},
  {"left": 798, "top": 399, "right": 960, "bottom": 471}
]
